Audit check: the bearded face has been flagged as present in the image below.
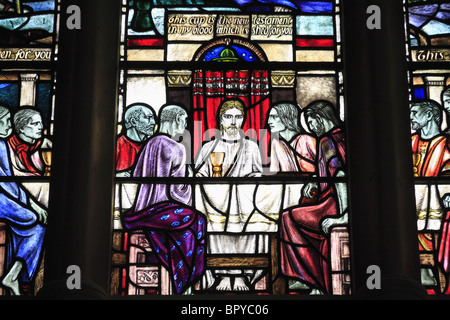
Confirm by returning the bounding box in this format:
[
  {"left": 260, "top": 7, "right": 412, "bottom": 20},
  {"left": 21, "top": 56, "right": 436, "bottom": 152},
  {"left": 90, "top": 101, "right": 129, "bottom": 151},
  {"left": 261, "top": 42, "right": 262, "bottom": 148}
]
[
  {"left": 135, "top": 121, "right": 155, "bottom": 136},
  {"left": 307, "top": 115, "right": 326, "bottom": 137},
  {"left": 220, "top": 107, "right": 244, "bottom": 137},
  {"left": 223, "top": 124, "right": 240, "bottom": 135},
  {"left": 410, "top": 105, "right": 429, "bottom": 132},
  {"left": 134, "top": 109, "right": 156, "bottom": 137}
]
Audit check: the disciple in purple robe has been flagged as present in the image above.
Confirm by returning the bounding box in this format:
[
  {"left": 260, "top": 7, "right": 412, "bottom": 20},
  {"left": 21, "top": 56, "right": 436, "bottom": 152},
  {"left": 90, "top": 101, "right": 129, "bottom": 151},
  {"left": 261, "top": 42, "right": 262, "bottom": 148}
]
[
  {"left": 0, "top": 139, "right": 45, "bottom": 284},
  {"left": 122, "top": 134, "right": 205, "bottom": 294},
  {"left": 133, "top": 134, "right": 191, "bottom": 208}
]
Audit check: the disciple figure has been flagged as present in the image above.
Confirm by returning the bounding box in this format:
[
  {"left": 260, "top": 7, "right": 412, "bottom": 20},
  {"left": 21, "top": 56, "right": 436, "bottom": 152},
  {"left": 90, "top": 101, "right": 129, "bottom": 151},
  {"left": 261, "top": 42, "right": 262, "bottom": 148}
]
[
  {"left": 279, "top": 100, "right": 348, "bottom": 294},
  {"left": 132, "top": 104, "right": 191, "bottom": 207},
  {"left": 116, "top": 103, "right": 156, "bottom": 175},
  {"left": 122, "top": 104, "right": 205, "bottom": 294},
  {"left": 195, "top": 98, "right": 264, "bottom": 291},
  {"left": 7, "top": 107, "right": 51, "bottom": 207},
  {"left": 439, "top": 86, "right": 450, "bottom": 293},
  {"left": 443, "top": 87, "right": 450, "bottom": 135},
  {"left": 0, "top": 105, "right": 47, "bottom": 296},
  {"left": 267, "top": 102, "right": 316, "bottom": 174},
  {"left": 410, "top": 99, "right": 450, "bottom": 292}
]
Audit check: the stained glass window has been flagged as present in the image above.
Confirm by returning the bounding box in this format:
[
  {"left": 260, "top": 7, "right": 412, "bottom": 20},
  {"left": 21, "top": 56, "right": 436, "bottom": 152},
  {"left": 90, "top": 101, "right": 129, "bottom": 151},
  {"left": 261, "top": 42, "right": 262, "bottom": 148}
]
[
  {"left": 110, "top": 0, "right": 350, "bottom": 296},
  {"left": 0, "top": 0, "right": 60, "bottom": 296},
  {"left": 404, "top": 0, "right": 450, "bottom": 295}
]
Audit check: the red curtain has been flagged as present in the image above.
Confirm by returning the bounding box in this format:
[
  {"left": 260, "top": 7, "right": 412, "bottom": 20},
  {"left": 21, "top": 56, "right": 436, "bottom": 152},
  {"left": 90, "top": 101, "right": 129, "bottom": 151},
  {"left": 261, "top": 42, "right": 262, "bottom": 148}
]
[{"left": 193, "top": 69, "right": 270, "bottom": 163}]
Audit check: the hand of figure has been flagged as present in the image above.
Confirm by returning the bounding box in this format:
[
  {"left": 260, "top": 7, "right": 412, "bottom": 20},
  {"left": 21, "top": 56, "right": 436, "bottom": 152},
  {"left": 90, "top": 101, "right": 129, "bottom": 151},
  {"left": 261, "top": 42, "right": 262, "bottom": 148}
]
[
  {"left": 302, "top": 182, "right": 318, "bottom": 199},
  {"left": 443, "top": 194, "right": 450, "bottom": 209},
  {"left": 30, "top": 198, "right": 48, "bottom": 225},
  {"left": 116, "top": 171, "right": 131, "bottom": 177},
  {"left": 35, "top": 206, "right": 48, "bottom": 225},
  {"left": 322, "top": 212, "right": 348, "bottom": 234},
  {"left": 187, "top": 165, "right": 193, "bottom": 177},
  {"left": 321, "top": 217, "right": 335, "bottom": 234}
]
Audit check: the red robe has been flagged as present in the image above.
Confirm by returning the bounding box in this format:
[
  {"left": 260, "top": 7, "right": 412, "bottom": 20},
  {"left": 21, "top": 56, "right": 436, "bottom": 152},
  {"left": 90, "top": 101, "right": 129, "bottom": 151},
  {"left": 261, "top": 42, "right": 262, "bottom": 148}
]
[
  {"left": 280, "top": 127, "right": 346, "bottom": 294},
  {"left": 411, "top": 134, "right": 450, "bottom": 177},
  {"left": 115, "top": 135, "right": 143, "bottom": 172},
  {"left": 412, "top": 134, "right": 450, "bottom": 292},
  {"left": 8, "top": 135, "right": 42, "bottom": 174}
]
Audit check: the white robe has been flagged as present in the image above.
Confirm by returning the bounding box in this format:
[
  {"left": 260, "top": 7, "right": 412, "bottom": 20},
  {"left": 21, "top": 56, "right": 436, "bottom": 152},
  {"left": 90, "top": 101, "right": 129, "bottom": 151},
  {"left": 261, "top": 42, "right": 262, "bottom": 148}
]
[
  {"left": 195, "top": 136, "right": 267, "bottom": 286},
  {"left": 195, "top": 137, "right": 266, "bottom": 233}
]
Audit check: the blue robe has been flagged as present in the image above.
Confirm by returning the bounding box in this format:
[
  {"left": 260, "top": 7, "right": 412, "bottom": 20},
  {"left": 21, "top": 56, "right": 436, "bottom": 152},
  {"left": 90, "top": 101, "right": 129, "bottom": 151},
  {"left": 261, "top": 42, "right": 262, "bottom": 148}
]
[{"left": 0, "top": 140, "right": 45, "bottom": 282}]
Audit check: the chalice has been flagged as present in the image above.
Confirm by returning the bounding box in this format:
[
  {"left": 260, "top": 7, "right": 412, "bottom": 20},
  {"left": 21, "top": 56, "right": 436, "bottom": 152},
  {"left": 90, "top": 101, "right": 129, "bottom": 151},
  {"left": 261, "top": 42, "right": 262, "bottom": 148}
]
[
  {"left": 41, "top": 149, "right": 52, "bottom": 176},
  {"left": 210, "top": 152, "right": 225, "bottom": 178}
]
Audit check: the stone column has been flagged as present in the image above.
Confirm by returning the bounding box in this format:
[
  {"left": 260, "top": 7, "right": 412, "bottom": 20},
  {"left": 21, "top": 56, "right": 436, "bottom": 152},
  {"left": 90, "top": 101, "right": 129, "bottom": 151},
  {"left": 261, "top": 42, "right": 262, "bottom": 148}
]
[
  {"left": 342, "top": 0, "right": 427, "bottom": 299},
  {"left": 19, "top": 73, "right": 38, "bottom": 106},
  {"left": 37, "top": 0, "right": 121, "bottom": 299}
]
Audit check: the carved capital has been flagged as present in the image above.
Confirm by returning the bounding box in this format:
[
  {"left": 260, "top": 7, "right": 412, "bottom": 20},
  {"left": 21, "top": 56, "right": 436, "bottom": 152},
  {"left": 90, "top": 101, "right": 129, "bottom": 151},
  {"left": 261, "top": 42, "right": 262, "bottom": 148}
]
[
  {"left": 271, "top": 70, "right": 295, "bottom": 88},
  {"left": 167, "top": 70, "right": 192, "bottom": 87}
]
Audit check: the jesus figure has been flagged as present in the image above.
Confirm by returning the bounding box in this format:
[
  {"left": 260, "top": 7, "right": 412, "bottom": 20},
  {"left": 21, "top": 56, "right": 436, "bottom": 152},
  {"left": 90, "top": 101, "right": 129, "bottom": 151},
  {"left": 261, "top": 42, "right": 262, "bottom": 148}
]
[{"left": 195, "top": 98, "right": 264, "bottom": 291}]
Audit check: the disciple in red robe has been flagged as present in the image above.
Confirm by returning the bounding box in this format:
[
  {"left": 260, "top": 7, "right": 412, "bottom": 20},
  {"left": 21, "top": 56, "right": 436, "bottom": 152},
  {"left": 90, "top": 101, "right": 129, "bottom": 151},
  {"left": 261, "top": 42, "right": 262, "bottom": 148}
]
[
  {"left": 279, "top": 127, "right": 346, "bottom": 294},
  {"left": 411, "top": 133, "right": 450, "bottom": 291},
  {"left": 7, "top": 134, "right": 51, "bottom": 207},
  {"left": 122, "top": 134, "right": 205, "bottom": 294},
  {"left": 412, "top": 134, "right": 450, "bottom": 252}
]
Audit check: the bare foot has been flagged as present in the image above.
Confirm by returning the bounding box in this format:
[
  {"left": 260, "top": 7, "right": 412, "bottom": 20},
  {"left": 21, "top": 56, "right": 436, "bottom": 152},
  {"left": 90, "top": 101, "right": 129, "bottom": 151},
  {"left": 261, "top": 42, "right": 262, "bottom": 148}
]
[
  {"left": 216, "top": 277, "right": 232, "bottom": 291},
  {"left": 1, "top": 260, "right": 22, "bottom": 295},
  {"left": 233, "top": 277, "right": 249, "bottom": 291}
]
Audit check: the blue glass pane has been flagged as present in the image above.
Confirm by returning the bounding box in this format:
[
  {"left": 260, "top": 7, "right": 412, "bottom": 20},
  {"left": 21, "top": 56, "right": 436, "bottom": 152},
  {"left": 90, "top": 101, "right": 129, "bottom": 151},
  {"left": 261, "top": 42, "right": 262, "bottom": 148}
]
[
  {"left": 202, "top": 46, "right": 258, "bottom": 62},
  {"left": 232, "top": 0, "right": 298, "bottom": 9},
  {"left": 296, "top": 15, "right": 334, "bottom": 36},
  {"left": 0, "top": 84, "right": 19, "bottom": 108},
  {"left": 409, "top": 4, "right": 439, "bottom": 16},
  {"left": 410, "top": 35, "right": 419, "bottom": 47},
  {"left": 436, "top": 11, "right": 450, "bottom": 21},
  {"left": 36, "top": 83, "right": 51, "bottom": 126},
  {"left": 153, "top": 0, "right": 206, "bottom": 4},
  {"left": 414, "top": 88, "right": 426, "bottom": 99},
  {"left": 298, "top": 1, "right": 333, "bottom": 13},
  {"left": 422, "top": 20, "right": 450, "bottom": 36},
  {"left": 152, "top": 0, "right": 334, "bottom": 12},
  {"left": 26, "top": 1, "right": 55, "bottom": 12},
  {"left": 408, "top": 13, "right": 431, "bottom": 28},
  {"left": 202, "top": 46, "right": 225, "bottom": 61},
  {"left": 232, "top": 46, "right": 258, "bottom": 62}
]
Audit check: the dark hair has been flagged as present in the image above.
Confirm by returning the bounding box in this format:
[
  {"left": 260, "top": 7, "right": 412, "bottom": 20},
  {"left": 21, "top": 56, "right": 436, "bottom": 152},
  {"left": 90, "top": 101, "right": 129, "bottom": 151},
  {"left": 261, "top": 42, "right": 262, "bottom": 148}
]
[
  {"left": 305, "top": 100, "right": 340, "bottom": 126},
  {"left": 411, "top": 99, "right": 443, "bottom": 127}
]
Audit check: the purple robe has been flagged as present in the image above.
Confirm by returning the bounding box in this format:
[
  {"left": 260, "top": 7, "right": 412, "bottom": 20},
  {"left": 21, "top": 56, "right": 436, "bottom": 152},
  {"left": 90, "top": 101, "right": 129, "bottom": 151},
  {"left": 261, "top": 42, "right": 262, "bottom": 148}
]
[
  {"left": 123, "top": 134, "right": 204, "bottom": 294},
  {"left": 133, "top": 134, "right": 191, "bottom": 208},
  {"left": 123, "top": 201, "right": 205, "bottom": 294}
]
